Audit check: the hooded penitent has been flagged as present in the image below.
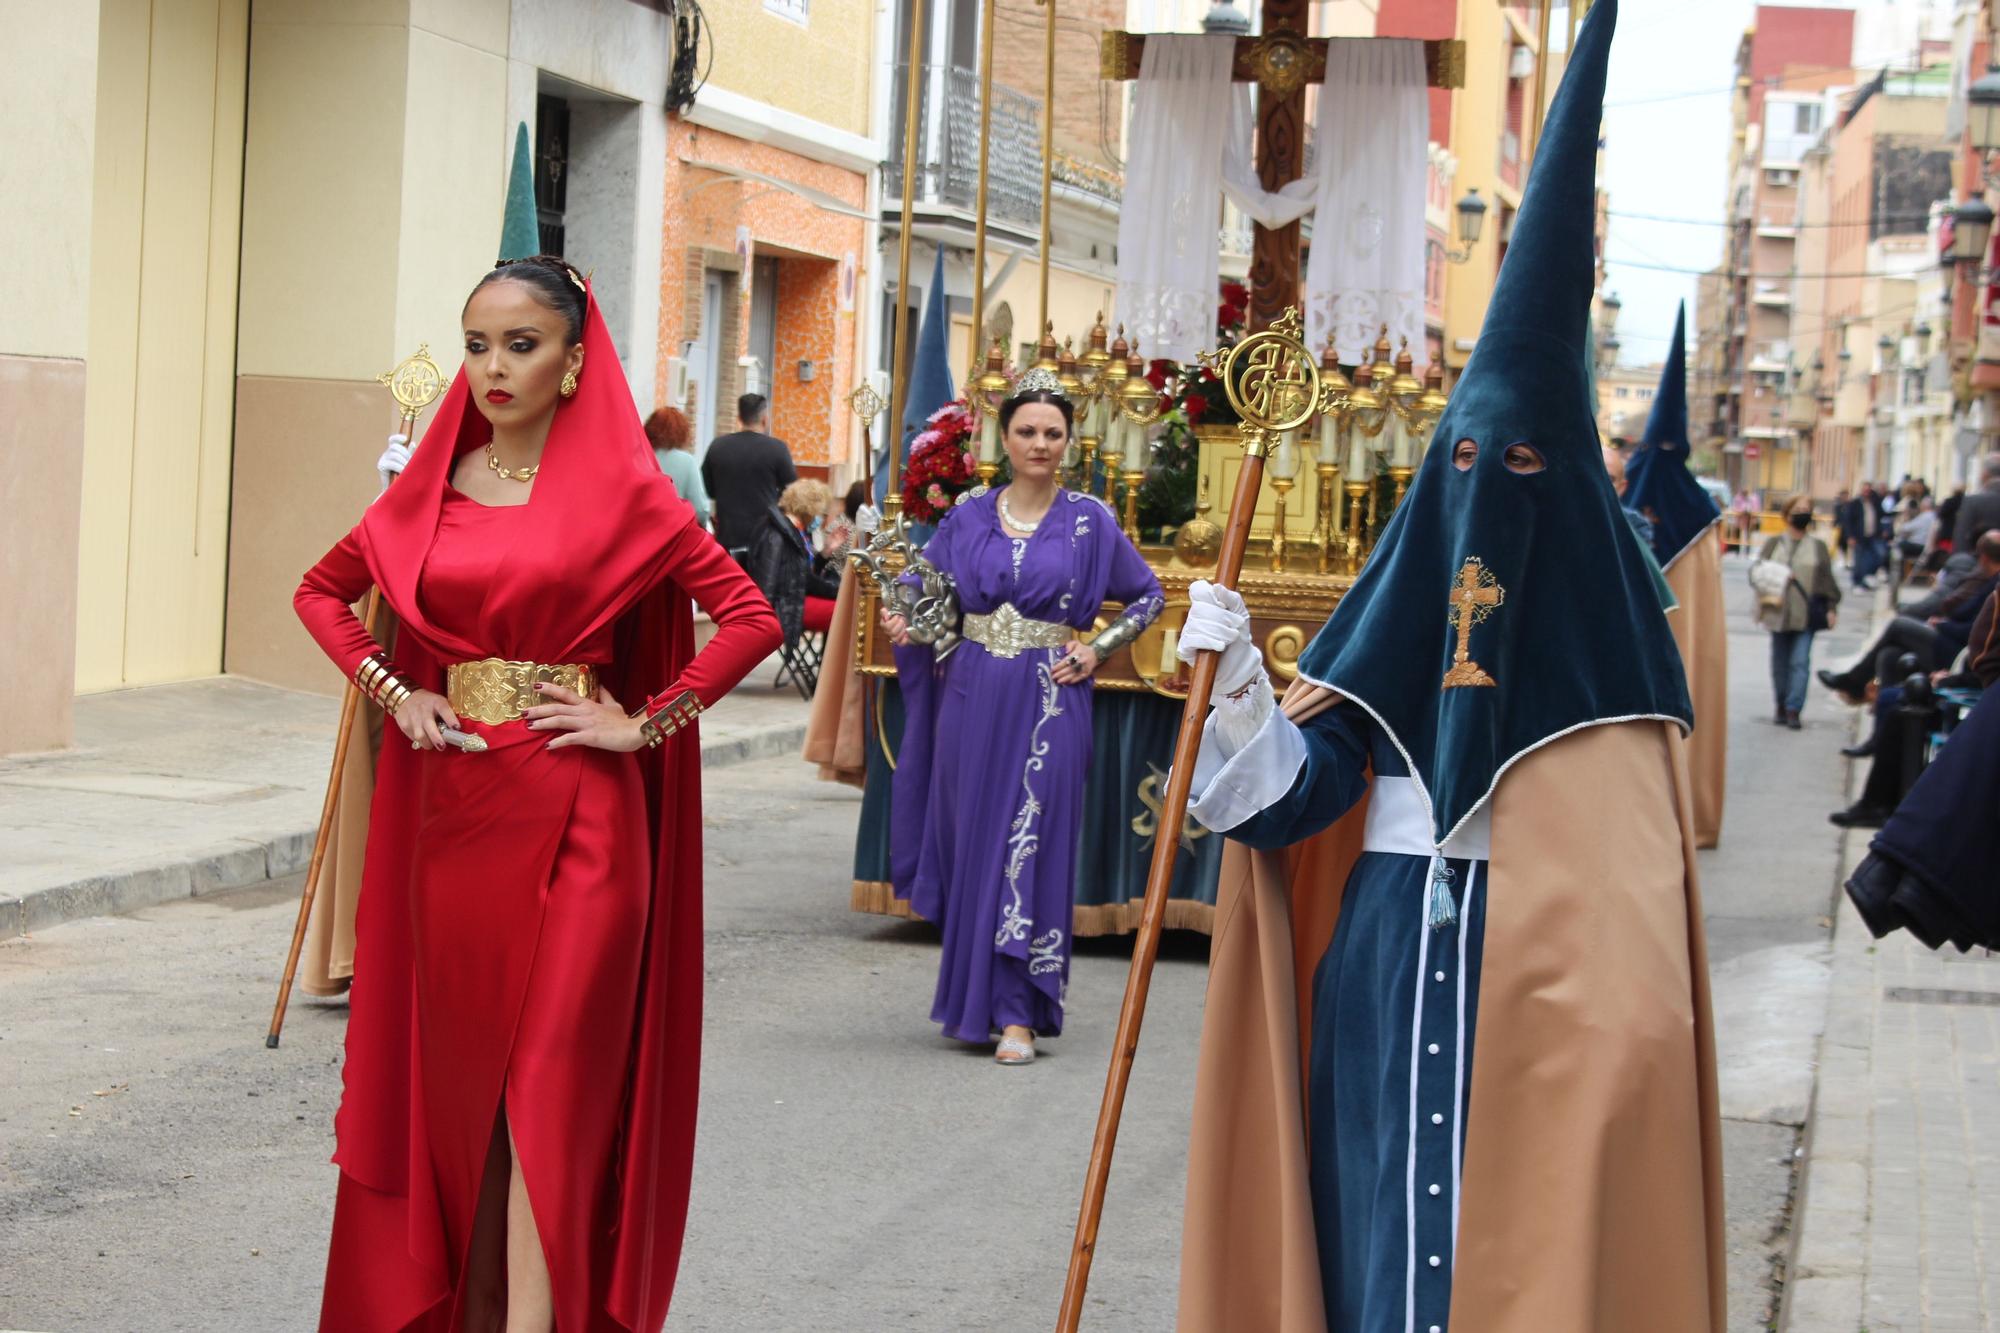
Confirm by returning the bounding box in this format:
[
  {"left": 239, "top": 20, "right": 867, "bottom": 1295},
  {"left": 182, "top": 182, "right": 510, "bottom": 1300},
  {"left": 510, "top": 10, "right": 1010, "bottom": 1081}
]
[
  {"left": 1625, "top": 301, "right": 1729, "bottom": 845},
  {"left": 1177, "top": 5, "right": 1726, "bottom": 1329},
  {"left": 1294, "top": 0, "right": 1689, "bottom": 851},
  {"left": 1626, "top": 303, "right": 1724, "bottom": 568}
]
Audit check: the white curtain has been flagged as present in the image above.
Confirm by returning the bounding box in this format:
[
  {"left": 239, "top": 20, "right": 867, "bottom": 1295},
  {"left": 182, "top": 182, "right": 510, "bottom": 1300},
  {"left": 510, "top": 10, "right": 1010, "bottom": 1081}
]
[
  {"left": 1299, "top": 39, "right": 1429, "bottom": 367},
  {"left": 1115, "top": 35, "right": 1238, "bottom": 366},
  {"left": 1115, "top": 36, "right": 1430, "bottom": 367}
]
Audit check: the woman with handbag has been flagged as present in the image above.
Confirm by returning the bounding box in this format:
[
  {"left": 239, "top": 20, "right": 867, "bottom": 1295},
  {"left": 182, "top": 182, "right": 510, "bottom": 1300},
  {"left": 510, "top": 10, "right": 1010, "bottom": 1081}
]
[{"left": 1752, "top": 493, "right": 1841, "bottom": 729}]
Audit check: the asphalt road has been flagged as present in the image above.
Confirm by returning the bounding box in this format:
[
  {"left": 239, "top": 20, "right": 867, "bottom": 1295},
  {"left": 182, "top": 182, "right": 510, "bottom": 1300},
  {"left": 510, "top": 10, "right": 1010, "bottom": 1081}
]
[{"left": 0, "top": 555, "right": 1865, "bottom": 1332}]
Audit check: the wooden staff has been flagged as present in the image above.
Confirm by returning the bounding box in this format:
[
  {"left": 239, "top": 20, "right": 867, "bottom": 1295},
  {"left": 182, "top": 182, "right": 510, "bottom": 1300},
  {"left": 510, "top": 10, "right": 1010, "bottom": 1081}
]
[
  {"left": 1056, "top": 310, "right": 1329, "bottom": 1330},
  {"left": 266, "top": 346, "right": 445, "bottom": 1049}
]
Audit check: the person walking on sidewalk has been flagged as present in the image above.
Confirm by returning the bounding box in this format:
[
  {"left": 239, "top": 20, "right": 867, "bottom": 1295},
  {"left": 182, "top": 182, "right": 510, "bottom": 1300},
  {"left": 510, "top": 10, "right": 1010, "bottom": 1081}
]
[
  {"left": 294, "top": 256, "right": 779, "bottom": 1332},
  {"left": 1756, "top": 494, "right": 1841, "bottom": 730}
]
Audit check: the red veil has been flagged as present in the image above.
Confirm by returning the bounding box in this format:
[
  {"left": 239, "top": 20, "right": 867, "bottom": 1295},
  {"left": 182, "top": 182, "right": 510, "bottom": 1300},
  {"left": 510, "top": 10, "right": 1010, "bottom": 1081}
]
[{"left": 317, "top": 283, "right": 771, "bottom": 1330}]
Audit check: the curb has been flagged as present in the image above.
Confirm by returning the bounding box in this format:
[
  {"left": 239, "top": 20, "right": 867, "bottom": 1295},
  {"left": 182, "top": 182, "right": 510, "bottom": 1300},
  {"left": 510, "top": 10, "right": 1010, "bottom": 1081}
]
[
  {"left": 1772, "top": 584, "right": 1894, "bottom": 1333},
  {"left": 1, "top": 720, "right": 808, "bottom": 941}
]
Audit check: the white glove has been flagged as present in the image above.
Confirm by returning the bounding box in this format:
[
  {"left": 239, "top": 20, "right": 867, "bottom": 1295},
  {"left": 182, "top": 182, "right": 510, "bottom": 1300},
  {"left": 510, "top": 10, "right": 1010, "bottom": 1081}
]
[
  {"left": 376, "top": 433, "right": 412, "bottom": 492},
  {"left": 1178, "top": 580, "right": 1263, "bottom": 696},
  {"left": 1179, "top": 579, "right": 1272, "bottom": 754},
  {"left": 855, "top": 503, "right": 881, "bottom": 536}
]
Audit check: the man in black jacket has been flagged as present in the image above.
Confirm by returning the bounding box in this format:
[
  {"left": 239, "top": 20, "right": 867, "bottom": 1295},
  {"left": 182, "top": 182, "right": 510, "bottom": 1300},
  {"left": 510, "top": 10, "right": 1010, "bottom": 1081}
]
[
  {"left": 1952, "top": 453, "right": 2000, "bottom": 554},
  {"left": 701, "top": 393, "right": 799, "bottom": 558}
]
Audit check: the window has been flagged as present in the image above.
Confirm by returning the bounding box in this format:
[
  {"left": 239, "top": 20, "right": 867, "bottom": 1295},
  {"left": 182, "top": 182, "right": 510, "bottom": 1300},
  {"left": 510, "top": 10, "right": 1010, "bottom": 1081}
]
[
  {"left": 1793, "top": 102, "right": 1820, "bottom": 136},
  {"left": 534, "top": 94, "right": 570, "bottom": 255},
  {"left": 765, "top": 0, "right": 808, "bottom": 24}
]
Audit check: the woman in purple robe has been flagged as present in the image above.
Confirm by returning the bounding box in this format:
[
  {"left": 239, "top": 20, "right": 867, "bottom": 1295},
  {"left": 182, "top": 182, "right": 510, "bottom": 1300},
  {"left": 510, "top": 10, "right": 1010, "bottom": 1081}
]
[{"left": 883, "top": 379, "right": 1163, "bottom": 1064}]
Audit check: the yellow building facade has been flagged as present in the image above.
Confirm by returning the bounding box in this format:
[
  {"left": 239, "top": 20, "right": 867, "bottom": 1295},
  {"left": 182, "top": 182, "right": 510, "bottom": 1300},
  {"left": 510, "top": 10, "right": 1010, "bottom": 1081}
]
[{"left": 0, "top": 0, "right": 696, "bottom": 753}]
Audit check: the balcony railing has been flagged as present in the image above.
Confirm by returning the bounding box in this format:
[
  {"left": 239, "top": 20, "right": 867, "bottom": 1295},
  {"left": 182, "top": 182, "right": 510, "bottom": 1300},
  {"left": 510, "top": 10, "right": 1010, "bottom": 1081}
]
[{"left": 884, "top": 63, "right": 1042, "bottom": 229}]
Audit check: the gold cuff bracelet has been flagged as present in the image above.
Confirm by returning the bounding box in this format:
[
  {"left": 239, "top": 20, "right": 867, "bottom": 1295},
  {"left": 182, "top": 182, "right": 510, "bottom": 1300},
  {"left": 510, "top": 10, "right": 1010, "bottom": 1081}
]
[{"left": 635, "top": 689, "right": 702, "bottom": 749}]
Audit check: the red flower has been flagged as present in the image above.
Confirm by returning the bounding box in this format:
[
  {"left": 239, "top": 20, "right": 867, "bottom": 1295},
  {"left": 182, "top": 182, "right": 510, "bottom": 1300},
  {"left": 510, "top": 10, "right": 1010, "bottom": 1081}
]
[
  {"left": 1221, "top": 281, "right": 1248, "bottom": 306},
  {"left": 1182, "top": 391, "right": 1206, "bottom": 424},
  {"left": 1144, "top": 360, "right": 1170, "bottom": 391}
]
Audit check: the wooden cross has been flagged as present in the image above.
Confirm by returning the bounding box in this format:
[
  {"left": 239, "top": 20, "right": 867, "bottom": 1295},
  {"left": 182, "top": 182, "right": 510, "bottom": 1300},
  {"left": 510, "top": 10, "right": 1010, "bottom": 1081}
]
[
  {"left": 1099, "top": 24, "right": 1465, "bottom": 332},
  {"left": 1441, "top": 557, "right": 1504, "bottom": 689}
]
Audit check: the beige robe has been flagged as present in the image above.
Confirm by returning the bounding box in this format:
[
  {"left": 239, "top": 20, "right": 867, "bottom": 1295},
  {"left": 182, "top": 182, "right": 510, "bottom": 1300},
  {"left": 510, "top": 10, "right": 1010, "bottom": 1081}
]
[
  {"left": 1178, "top": 688, "right": 1726, "bottom": 1332},
  {"left": 300, "top": 685, "right": 381, "bottom": 996},
  {"left": 802, "top": 564, "right": 870, "bottom": 788},
  {"left": 1664, "top": 524, "right": 1728, "bottom": 849}
]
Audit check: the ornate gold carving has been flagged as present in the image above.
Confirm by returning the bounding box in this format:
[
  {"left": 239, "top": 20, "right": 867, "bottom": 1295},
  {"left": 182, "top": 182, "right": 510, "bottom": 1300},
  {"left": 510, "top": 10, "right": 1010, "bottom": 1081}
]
[
  {"left": 376, "top": 344, "right": 447, "bottom": 420},
  {"left": 962, "top": 603, "right": 1079, "bottom": 659},
  {"left": 1441, "top": 557, "right": 1504, "bottom": 689},
  {"left": 1263, "top": 624, "right": 1307, "bottom": 683},
  {"left": 1247, "top": 32, "right": 1314, "bottom": 98},
  {"left": 445, "top": 658, "right": 599, "bottom": 725}
]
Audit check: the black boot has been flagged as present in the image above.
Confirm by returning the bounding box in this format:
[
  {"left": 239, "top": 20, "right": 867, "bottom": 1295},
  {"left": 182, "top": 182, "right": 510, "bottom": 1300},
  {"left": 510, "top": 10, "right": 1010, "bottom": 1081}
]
[
  {"left": 1829, "top": 802, "right": 1891, "bottom": 829},
  {"left": 1774, "top": 703, "right": 1789, "bottom": 725},
  {"left": 1817, "top": 668, "right": 1865, "bottom": 703},
  {"left": 1784, "top": 709, "right": 1803, "bottom": 730},
  {"left": 1841, "top": 740, "right": 1876, "bottom": 759}
]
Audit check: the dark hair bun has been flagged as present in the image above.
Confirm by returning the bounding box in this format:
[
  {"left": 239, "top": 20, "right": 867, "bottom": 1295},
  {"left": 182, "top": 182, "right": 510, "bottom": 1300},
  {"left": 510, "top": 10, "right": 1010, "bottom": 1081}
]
[{"left": 466, "top": 254, "right": 589, "bottom": 345}]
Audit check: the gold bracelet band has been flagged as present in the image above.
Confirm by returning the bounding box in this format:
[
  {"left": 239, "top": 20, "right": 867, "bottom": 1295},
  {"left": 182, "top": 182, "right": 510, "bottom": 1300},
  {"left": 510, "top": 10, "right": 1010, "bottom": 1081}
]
[
  {"left": 634, "top": 689, "right": 702, "bottom": 749},
  {"left": 355, "top": 653, "right": 415, "bottom": 715}
]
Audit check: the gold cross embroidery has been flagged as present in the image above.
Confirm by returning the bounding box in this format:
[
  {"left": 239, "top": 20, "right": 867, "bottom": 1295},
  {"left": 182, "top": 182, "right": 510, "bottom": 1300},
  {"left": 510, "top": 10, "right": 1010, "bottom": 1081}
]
[{"left": 1442, "top": 557, "right": 1505, "bottom": 689}]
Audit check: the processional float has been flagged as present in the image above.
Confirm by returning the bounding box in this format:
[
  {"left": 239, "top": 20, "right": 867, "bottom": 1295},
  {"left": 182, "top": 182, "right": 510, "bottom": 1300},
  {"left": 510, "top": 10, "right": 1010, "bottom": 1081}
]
[
  {"left": 846, "top": 0, "right": 1468, "bottom": 931},
  {"left": 265, "top": 345, "right": 446, "bottom": 1049}
]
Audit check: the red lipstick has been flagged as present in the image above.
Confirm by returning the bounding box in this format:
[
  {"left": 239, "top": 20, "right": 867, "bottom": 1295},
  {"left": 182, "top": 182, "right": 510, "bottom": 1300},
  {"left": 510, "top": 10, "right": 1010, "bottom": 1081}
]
[{"left": 485, "top": 389, "right": 513, "bottom": 404}]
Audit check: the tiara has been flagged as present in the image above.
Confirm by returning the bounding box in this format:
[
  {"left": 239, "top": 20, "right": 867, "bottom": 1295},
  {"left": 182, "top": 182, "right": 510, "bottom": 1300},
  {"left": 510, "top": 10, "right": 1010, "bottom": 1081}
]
[{"left": 1015, "top": 367, "right": 1066, "bottom": 400}]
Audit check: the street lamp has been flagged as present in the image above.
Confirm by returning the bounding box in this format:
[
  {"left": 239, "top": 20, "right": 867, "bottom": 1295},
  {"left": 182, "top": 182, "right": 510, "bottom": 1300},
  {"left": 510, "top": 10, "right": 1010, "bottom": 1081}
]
[
  {"left": 1445, "top": 190, "right": 1487, "bottom": 263},
  {"left": 1950, "top": 197, "right": 1995, "bottom": 278},
  {"left": 1968, "top": 65, "right": 2000, "bottom": 156}
]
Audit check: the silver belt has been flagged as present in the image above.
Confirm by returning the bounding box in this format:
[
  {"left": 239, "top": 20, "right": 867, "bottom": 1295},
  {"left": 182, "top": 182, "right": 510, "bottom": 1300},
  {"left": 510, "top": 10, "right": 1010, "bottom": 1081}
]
[{"left": 961, "top": 603, "right": 1078, "bottom": 659}]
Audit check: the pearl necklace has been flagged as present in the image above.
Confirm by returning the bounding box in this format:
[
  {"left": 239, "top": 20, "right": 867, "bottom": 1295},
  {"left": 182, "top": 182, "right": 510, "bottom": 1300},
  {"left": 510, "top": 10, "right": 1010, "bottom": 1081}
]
[
  {"left": 486, "top": 442, "right": 539, "bottom": 483},
  {"left": 999, "top": 490, "right": 1052, "bottom": 534}
]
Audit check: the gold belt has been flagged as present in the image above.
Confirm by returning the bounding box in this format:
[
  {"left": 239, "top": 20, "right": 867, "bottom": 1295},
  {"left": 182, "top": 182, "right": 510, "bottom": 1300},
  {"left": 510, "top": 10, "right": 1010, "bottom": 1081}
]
[
  {"left": 445, "top": 658, "right": 598, "bottom": 724},
  {"left": 961, "top": 604, "right": 1078, "bottom": 660}
]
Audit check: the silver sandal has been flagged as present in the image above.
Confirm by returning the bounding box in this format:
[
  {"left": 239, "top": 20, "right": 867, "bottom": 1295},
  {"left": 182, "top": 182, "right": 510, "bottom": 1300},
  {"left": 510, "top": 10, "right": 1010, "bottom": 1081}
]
[{"left": 995, "top": 1035, "right": 1036, "bottom": 1065}]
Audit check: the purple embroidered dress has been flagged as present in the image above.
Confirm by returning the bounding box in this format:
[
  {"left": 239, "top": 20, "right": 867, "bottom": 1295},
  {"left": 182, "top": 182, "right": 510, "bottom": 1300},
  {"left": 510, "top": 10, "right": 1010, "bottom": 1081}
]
[{"left": 890, "top": 489, "right": 1164, "bottom": 1040}]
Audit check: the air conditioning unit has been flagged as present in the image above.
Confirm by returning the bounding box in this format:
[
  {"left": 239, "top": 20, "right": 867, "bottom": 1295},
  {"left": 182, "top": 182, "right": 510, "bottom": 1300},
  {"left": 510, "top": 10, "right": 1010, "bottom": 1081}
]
[
  {"left": 665, "top": 356, "right": 691, "bottom": 408},
  {"left": 738, "top": 355, "right": 762, "bottom": 394}
]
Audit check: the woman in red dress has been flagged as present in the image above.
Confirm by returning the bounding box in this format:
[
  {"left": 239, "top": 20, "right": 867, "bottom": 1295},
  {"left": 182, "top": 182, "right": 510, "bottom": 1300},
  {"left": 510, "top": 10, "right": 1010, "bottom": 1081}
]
[{"left": 295, "top": 255, "right": 779, "bottom": 1332}]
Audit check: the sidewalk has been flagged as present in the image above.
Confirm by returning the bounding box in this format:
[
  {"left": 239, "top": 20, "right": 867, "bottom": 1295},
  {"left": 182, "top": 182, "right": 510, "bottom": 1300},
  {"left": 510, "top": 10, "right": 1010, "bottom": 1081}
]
[
  {"left": 1779, "top": 585, "right": 1999, "bottom": 1332},
  {"left": 0, "top": 662, "right": 812, "bottom": 938}
]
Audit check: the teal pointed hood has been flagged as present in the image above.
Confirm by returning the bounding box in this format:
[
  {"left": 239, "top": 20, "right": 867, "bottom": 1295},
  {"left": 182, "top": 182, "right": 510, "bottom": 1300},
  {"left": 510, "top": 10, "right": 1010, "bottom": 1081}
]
[
  {"left": 1624, "top": 303, "right": 1723, "bottom": 568},
  {"left": 499, "top": 123, "right": 539, "bottom": 262},
  {"left": 1295, "top": 0, "right": 1690, "bottom": 847}
]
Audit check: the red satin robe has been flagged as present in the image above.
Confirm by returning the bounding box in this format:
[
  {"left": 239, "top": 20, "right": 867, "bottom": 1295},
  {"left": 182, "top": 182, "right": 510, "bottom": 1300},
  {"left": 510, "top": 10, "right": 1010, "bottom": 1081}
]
[{"left": 297, "top": 480, "right": 775, "bottom": 1329}]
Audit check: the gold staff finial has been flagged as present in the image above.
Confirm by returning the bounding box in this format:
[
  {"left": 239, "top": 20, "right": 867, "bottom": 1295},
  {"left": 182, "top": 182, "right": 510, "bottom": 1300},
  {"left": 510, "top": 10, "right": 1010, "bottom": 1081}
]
[{"left": 376, "top": 344, "right": 448, "bottom": 427}]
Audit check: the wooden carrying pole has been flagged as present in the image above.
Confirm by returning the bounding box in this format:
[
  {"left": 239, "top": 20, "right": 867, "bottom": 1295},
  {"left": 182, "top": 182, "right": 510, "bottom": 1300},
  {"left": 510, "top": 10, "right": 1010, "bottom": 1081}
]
[
  {"left": 266, "top": 346, "right": 444, "bottom": 1049},
  {"left": 1055, "top": 313, "right": 1326, "bottom": 1329}
]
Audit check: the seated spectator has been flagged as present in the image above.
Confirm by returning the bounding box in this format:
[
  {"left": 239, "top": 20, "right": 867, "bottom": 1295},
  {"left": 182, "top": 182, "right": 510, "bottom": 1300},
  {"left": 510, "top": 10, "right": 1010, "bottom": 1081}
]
[
  {"left": 746, "top": 479, "right": 840, "bottom": 650},
  {"left": 1818, "top": 531, "right": 2000, "bottom": 701},
  {"left": 1843, "top": 591, "right": 2000, "bottom": 951},
  {"left": 819, "top": 481, "right": 869, "bottom": 569},
  {"left": 1830, "top": 588, "right": 1996, "bottom": 830},
  {"left": 1893, "top": 496, "right": 1937, "bottom": 583}
]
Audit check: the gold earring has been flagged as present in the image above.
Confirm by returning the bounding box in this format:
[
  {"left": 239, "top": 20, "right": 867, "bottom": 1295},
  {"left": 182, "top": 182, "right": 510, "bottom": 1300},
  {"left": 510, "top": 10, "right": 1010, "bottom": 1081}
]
[{"left": 560, "top": 368, "right": 579, "bottom": 398}]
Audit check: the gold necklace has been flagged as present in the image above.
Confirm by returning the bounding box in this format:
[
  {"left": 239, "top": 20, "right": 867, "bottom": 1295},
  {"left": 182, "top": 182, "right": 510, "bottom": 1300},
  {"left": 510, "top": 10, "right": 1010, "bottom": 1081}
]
[{"left": 486, "top": 441, "right": 539, "bottom": 483}]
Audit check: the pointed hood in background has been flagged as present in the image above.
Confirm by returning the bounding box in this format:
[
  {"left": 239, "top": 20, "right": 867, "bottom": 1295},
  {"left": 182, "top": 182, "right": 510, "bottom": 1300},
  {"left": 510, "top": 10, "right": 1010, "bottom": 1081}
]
[
  {"left": 1295, "top": 0, "right": 1690, "bottom": 847},
  {"left": 499, "top": 123, "right": 540, "bottom": 262},
  {"left": 1624, "top": 303, "right": 1723, "bottom": 568},
  {"left": 881, "top": 246, "right": 958, "bottom": 508}
]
